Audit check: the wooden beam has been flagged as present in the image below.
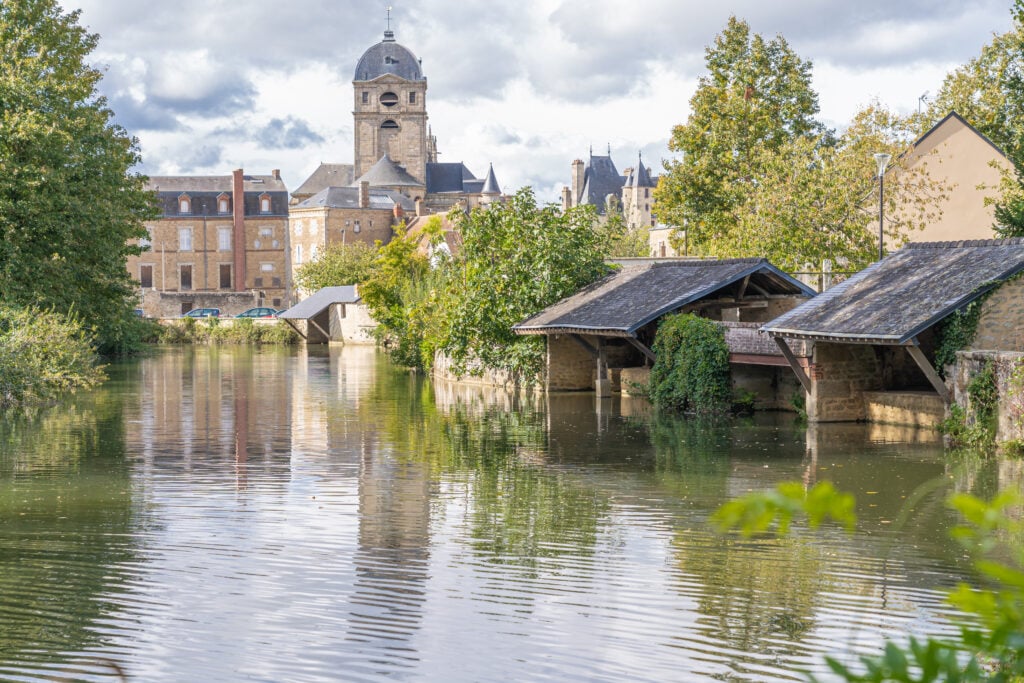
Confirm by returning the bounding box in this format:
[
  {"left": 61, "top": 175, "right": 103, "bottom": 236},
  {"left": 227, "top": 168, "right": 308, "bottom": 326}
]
[
  {"left": 308, "top": 317, "right": 330, "bottom": 341},
  {"left": 283, "top": 319, "right": 307, "bottom": 340},
  {"left": 627, "top": 337, "right": 656, "bottom": 363},
  {"left": 774, "top": 337, "right": 812, "bottom": 394},
  {"left": 905, "top": 339, "right": 951, "bottom": 403},
  {"left": 736, "top": 274, "right": 750, "bottom": 300}
]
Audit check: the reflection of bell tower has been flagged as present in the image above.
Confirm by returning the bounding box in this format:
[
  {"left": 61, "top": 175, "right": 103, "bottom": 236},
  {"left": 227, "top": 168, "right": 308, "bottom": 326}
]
[{"left": 352, "top": 16, "right": 431, "bottom": 183}]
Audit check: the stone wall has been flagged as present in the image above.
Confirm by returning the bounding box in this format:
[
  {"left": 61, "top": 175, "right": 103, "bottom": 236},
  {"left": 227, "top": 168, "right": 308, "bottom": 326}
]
[
  {"left": 140, "top": 290, "right": 262, "bottom": 318},
  {"left": 952, "top": 350, "right": 1024, "bottom": 443},
  {"left": 432, "top": 352, "right": 541, "bottom": 391},
  {"left": 972, "top": 277, "right": 1024, "bottom": 352},
  {"left": 331, "top": 303, "right": 378, "bottom": 344},
  {"left": 547, "top": 335, "right": 596, "bottom": 391},
  {"left": 732, "top": 365, "right": 803, "bottom": 411},
  {"left": 808, "top": 342, "right": 883, "bottom": 422}
]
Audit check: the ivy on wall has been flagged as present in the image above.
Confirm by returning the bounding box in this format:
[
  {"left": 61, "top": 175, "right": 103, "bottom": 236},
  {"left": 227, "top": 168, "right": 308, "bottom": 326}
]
[{"left": 649, "top": 313, "right": 731, "bottom": 414}]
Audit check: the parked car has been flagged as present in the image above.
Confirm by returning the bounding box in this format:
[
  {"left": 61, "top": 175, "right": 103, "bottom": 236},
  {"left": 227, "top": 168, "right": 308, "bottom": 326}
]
[
  {"left": 235, "top": 307, "right": 279, "bottom": 319},
  {"left": 183, "top": 308, "right": 220, "bottom": 318}
]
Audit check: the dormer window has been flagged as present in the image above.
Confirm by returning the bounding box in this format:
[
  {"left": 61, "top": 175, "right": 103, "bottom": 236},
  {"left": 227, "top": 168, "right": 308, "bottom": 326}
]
[
  {"left": 384, "top": 56, "right": 397, "bottom": 65},
  {"left": 217, "top": 193, "right": 230, "bottom": 214},
  {"left": 179, "top": 194, "right": 191, "bottom": 214},
  {"left": 259, "top": 193, "right": 271, "bottom": 214}
]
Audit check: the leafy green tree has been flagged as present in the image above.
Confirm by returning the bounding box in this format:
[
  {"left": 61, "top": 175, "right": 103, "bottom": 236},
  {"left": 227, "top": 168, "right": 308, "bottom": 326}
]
[
  {"left": 294, "top": 241, "right": 379, "bottom": 294},
  {"left": 597, "top": 197, "right": 649, "bottom": 258},
  {"left": 441, "top": 188, "right": 610, "bottom": 379},
  {"left": 655, "top": 16, "right": 824, "bottom": 252},
  {"left": 0, "top": 0, "right": 156, "bottom": 353}
]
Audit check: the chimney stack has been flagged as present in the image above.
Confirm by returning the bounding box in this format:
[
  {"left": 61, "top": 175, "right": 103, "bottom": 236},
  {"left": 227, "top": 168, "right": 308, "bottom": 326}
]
[
  {"left": 271, "top": 169, "right": 280, "bottom": 180},
  {"left": 393, "top": 202, "right": 405, "bottom": 221},
  {"left": 359, "top": 181, "right": 370, "bottom": 209},
  {"left": 415, "top": 199, "right": 426, "bottom": 217},
  {"left": 570, "top": 159, "right": 585, "bottom": 207},
  {"left": 232, "top": 169, "right": 245, "bottom": 292}
]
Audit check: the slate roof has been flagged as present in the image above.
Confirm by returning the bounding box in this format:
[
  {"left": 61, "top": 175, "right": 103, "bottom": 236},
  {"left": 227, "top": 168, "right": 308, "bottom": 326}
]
[
  {"left": 278, "top": 286, "right": 360, "bottom": 320},
  {"left": 148, "top": 174, "right": 289, "bottom": 217},
  {"left": 354, "top": 31, "right": 424, "bottom": 82},
  {"left": 354, "top": 154, "right": 424, "bottom": 187},
  {"left": 481, "top": 164, "right": 501, "bottom": 194},
  {"left": 514, "top": 259, "right": 815, "bottom": 337},
  {"left": 579, "top": 154, "right": 625, "bottom": 214},
  {"left": 425, "top": 162, "right": 476, "bottom": 193},
  {"left": 625, "top": 154, "right": 655, "bottom": 188},
  {"left": 293, "top": 186, "right": 415, "bottom": 211},
  {"left": 292, "top": 163, "right": 355, "bottom": 200},
  {"left": 763, "top": 239, "right": 1024, "bottom": 343}
]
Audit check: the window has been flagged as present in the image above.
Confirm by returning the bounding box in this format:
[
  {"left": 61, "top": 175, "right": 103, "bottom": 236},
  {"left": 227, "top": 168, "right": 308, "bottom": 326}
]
[
  {"left": 254, "top": 239, "right": 262, "bottom": 249},
  {"left": 178, "top": 227, "right": 193, "bottom": 251},
  {"left": 260, "top": 263, "right": 274, "bottom": 272},
  {"left": 361, "top": 91, "right": 369, "bottom": 104},
  {"left": 180, "top": 265, "right": 193, "bottom": 291},
  {"left": 409, "top": 91, "right": 417, "bottom": 104},
  {"left": 218, "top": 227, "right": 231, "bottom": 251},
  {"left": 259, "top": 194, "right": 271, "bottom": 214},
  {"left": 218, "top": 194, "right": 230, "bottom": 214},
  {"left": 294, "top": 220, "right": 303, "bottom": 237},
  {"left": 271, "top": 277, "right": 281, "bottom": 287},
  {"left": 179, "top": 195, "right": 191, "bottom": 214},
  {"left": 295, "top": 245, "right": 303, "bottom": 264},
  {"left": 379, "top": 92, "right": 399, "bottom": 107},
  {"left": 140, "top": 265, "right": 153, "bottom": 288},
  {"left": 272, "top": 298, "right": 281, "bottom": 308},
  {"left": 219, "top": 264, "right": 232, "bottom": 289},
  {"left": 309, "top": 219, "right": 318, "bottom": 234},
  {"left": 140, "top": 228, "right": 152, "bottom": 249},
  {"left": 381, "top": 119, "right": 399, "bottom": 129},
  {"left": 353, "top": 220, "right": 361, "bottom": 234},
  {"left": 259, "top": 227, "right": 273, "bottom": 237},
  {"left": 645, "top": 188, "right": 649, "bottom": 198},
  {"left": 254, "top": 277, "right": 263, "bottom": 288}
]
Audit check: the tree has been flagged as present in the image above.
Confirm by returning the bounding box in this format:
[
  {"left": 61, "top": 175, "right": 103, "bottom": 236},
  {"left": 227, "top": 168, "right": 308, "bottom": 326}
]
[
  {"left": 294, "top": 241, "right": 379, "bottom": 294},
  {"left": 441, "top": 189, "right": 610, "bottom": 379},
  {"left": 0, "top": 0, "right": 156, "bottom": 353},
  {"left": 655, "top": 16, "right": 824, "bottom": 252}
]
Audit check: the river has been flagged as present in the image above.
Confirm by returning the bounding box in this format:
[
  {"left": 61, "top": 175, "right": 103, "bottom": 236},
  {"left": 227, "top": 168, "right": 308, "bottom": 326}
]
[{"left": 0, "top": 345, "right": 1011, "bottom": 682}]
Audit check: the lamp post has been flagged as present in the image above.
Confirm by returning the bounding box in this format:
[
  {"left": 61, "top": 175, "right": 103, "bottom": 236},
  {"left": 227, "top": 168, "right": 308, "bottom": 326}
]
[{"left": 874, "top": 152, "right": 892, "bottom": 261}]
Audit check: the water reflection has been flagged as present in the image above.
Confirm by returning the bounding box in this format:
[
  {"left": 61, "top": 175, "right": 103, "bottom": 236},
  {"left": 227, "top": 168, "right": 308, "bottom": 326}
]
[{"left": 0, "top": 346, "right": 1010, "bottom": 682}]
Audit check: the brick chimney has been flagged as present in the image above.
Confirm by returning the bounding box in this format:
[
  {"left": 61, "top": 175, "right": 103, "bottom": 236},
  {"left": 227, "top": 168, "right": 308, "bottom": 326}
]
[
  {"left": 393, "top": 201, "right": 404, "bottom": 221},
  {"left": 232, "top": 169, "right": 245, "bottom": 292},
  {"left": 560, "top": 186, "right": 571, "bottom": 211},
  {"left": 570, "top": 159, "right": 585, "bottom": 207},
  {"left": 359, "top": 181, "right": 370, "bottom": 209},
  {"left": 271, "top": 169, "right": 280, "bottom": 181}
]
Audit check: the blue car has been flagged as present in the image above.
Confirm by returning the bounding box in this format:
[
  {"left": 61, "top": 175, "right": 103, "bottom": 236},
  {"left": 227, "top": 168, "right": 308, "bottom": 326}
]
[
  {"left": 235, "top": 307, "right": 279, "bottom": 318},
  {"left": 183, "top": 308, "right": 220, "bottom": 318}
]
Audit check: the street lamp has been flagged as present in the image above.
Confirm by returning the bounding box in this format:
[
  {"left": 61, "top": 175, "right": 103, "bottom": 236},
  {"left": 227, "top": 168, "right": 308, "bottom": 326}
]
[{"left": 874, "top": 152, "right": 892, "bottom": 261}]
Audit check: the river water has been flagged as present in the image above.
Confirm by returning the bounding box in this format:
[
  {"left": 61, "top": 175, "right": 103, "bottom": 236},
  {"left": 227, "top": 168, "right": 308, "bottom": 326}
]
[{"left": 0, "top": 345, "right": 1012, "bottom": 682}]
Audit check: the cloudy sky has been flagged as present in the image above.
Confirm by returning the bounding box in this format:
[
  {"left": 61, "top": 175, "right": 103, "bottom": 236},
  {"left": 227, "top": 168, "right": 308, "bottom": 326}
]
[{"left": 72, "top": 0, "right": 1013, "bottom": 201}]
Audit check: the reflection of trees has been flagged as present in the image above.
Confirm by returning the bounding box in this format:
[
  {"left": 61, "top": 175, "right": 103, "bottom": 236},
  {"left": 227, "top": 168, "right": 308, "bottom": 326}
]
[
  {"left": 360, "top": 368, "right": 610, "bottom": 572},
  {"left": 0, "top": 389, "right": 135, "bottom": 672}
]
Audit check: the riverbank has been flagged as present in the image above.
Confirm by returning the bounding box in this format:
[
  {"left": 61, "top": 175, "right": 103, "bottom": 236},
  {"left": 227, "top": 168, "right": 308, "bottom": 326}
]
[{"left": 156, "top": 317, "right": 299, "bottom": 345}]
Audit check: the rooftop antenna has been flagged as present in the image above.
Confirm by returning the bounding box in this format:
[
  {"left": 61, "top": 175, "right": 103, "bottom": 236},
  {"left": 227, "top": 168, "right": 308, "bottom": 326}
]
[{"left": 918, "top": 90, "right": 929, "bottom": 115}]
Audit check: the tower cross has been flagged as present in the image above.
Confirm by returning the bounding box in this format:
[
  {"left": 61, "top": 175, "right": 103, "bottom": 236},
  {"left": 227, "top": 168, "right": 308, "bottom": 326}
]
[{"left": 386, "top": 6, "right": 393, "bottom": 31}]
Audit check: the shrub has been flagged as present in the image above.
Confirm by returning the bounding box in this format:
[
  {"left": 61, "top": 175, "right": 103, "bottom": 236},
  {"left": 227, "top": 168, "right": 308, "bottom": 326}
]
[
  {"left": 649, "top": 313, "right": 731, "bottom": 414},
  {"left": 157, "top": 319, "right": 298, "bottom": 346},
  {"left": 0, "top": 306, "right": 105, "bottom": 408}
]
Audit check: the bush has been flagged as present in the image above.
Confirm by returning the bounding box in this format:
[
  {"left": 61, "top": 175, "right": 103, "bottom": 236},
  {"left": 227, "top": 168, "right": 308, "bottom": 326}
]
[
  {"left": 0, "top": 305, "right": 105, "bottom": 408},
  {"left": 649, "top": 313, "right": 731, "bottom": 414},
  {"left": 157, "top": 319, "right": 298, "bottom": 346}
]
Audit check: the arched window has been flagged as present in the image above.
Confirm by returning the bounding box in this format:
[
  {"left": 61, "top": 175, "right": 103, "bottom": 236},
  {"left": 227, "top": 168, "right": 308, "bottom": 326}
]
[
  {"left": 381, "top": 120, "right": 400, "bottom": 129},
  {"left": 178, "top": 194, "right": 191, "bottom": 214},
  {"left": 259, "top": 193, "right": 271, "bottom": 214}
]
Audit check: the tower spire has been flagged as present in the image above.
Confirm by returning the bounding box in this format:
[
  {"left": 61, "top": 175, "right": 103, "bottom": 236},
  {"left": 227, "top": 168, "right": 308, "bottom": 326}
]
[{"left": 384, "top": 6, "right": 395, "bottom": 41}]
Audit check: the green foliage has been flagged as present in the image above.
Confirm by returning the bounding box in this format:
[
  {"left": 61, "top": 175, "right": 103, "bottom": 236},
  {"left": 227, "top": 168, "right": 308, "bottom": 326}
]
[
  {"left": 441, "top": 188, "right": 610, "bottom": 379},
  {"left": 712, "top": 481, "right": 857, "bottom": 537},
  {"left": 934, "top": 298, "right": 987, "bottom": 376},
  {"left": 157, "top": 319, "right": 298, "bottom": 346},
  {"left": 293, "top": 241, "right": 379, "bottom": 293},
  {"left": 941, "top": 362, "right": 1001, "bottom": 451},
  {"left": 0, "top": 305, "right": 105, "bottom": 408},
  {"left": 716, "top": 482, "right": 1024, "bottom": 682},
  {"left": 358, "top": 223, "right": 436, "bottom": 369},
  {"left": 649, "top": 313, "right": 731, "bottom": 414},
  {"left": 596, "top": 204, "right": 650, "bottom": 258},
  {"left": 656, "top": 15, "right": 948, "bottom": 270},
  {"left": 0, "top": 0, "right": 158, "bottom": 353}
]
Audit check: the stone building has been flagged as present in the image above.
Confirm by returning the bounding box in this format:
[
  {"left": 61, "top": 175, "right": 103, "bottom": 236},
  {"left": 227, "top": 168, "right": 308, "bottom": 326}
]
[
  {"left": 513, "top": 258, "right": 814, "bottom": 401},
  {"left": 288, "top": 182, "right": 415, "bottom": 299},
  {"left": 764, "top": 238, "right": 1024, "bottom": 434},
  {"left": 560, "top": 149, "right": 658, "bottom": 230},
  {"left": 288, "top": 26, "right": 505, "bottom": 294},
  {"left": 129, "top": 169, "right": 289, "bottom": 317}
]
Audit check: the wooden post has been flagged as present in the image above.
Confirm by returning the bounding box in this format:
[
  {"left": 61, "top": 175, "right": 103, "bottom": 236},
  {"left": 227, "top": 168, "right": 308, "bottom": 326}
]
[
  {"left": 773, "top": 337, "right": 812, "bottom": 394},
  {"left": 905, "top": 339, "right": 951, "bottom": 403}
]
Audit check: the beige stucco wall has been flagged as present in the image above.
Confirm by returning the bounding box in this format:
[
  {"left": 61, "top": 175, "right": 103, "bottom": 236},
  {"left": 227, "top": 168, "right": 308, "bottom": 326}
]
[{"left": 895, "top": 115, "right": 1011, "bottom": 244}]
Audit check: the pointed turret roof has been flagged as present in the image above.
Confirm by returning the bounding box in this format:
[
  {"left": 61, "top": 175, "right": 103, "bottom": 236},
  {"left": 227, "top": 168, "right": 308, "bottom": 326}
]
[
  {"left": 627, "top": 152, "right": 655, "bottom": 188},
  {"left": 481, "top": 163, "right": 501, "bottom": 195},
  {"left": 353, "top": 154, "right": 424, "bottom": 188}
]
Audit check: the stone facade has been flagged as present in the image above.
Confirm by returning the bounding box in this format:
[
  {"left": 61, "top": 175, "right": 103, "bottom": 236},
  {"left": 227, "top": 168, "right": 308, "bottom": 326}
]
[
  {"left": 952, "top": 350, "right": 1024, "bottom": 443},
  {"left": 129, "top": 169, "right": 289, "bottom": 317},
  {"left": 353, "top": 72, "right": 430, "bottom": 183},
  {"left": 544, "top": 335, "right": 641, "bottom": 392},
  {"left": 971, "top": 277, "right": 1024, "bottom": 352},
  {"left": 807, "top": 343, "right": 883, "bottom": 422},
  {"left": 140, "top": 290, "right": 262, "bottom": 319}
]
